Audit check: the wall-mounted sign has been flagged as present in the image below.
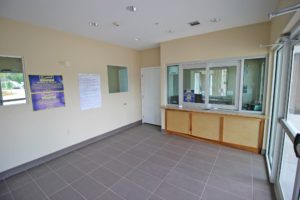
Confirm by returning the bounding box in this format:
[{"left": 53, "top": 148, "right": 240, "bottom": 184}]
[
  {"left": 29, "top": 75, "right": 65, "bottom": 111},
  {"left": 79, "top": 73, "right": 102, "bottom": 110}
]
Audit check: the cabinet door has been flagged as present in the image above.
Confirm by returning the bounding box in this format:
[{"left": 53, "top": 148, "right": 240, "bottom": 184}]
[
  {"left": 191, "top": 113, "right": 221, "bottom": 141},
  {"left": 166, "top": 110, "right": 190, "bottom": 134},
  {"left": 223, "top": 116, "right": 262, "bottom": 148}
]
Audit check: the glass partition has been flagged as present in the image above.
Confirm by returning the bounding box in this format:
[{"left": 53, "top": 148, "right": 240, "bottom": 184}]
[
  {"left": 167, "top": 65, "right": 179, "bottom": 104},
  {"left": 287, "top": 51, "right": 300, "bottom": 133},
  {"left": 183, "top": 68, "right": 206, "bottom": 103},
  {"left": 242, "top": 58, "right": 266, "bottom": 111},
  {"left": 209, "top": 66, "right": 237, "bottom": 106},
  {"left": 279, "top": 134, "right": 298, "bottom": 200}
]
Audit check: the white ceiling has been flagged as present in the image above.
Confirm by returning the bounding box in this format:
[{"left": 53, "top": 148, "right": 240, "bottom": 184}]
[{"left": 0, "top": 0, "right": 278, "bottom": 50}]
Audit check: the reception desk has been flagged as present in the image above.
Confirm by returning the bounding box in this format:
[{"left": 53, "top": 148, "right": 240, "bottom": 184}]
[{"left": 164, "top": 106, "right": 266, "bottom": 153}]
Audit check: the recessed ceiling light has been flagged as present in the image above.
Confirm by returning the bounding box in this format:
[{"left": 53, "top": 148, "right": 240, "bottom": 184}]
[
  {"left": 168, "top": 29, "right": 175, "bottom": 33},
  {"left": 89, "top": 22, "right": 99, "bottom": 27},
  {"left": 209, "top": 18, "right": 221, "bottom": 23},
  {"left": 134, "top": 38, "right": 141, "bottom": 41},
  {"left": 112, "top": 22, "right": 120, "bottom": 27},
  {"left": 154, "top": 22, "right": 159, "bottom": 26},
  {"left": 126, "top": 6, "right": 137, "bottom": 12},
  {"left": 188, "top": 21, "right": 200, "bottom": 26}
]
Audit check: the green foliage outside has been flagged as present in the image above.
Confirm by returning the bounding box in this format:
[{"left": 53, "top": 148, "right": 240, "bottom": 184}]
[{"left": 0, "top": 73, "right": 24, "bottom": 90}]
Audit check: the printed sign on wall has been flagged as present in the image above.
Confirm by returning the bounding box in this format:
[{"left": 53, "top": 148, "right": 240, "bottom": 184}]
[
  {"left": 79, "top": 73, "right": 102, "bottom": 110},
  {"left": 29, "top": 75, "right": 65, "bottom": 111}
]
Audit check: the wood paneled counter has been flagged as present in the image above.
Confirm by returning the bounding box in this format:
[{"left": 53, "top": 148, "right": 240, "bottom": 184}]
[{"left": 163, "top": 106, "right": 266, "bottom": 153}]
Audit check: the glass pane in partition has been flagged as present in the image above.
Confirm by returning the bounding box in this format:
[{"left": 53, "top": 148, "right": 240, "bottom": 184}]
[
  {"left": 279, "top": 133, "right": 298, "bottom": 200},
  {"left": 287, "top": 47, "right": 300, "bottom": 133},
  {"left": 209, "top": 66, "right": 237, "bottom": 105},
  {"left": 268, "top": 47, "right": 283, "bottom": 168},
  {"left": 183, "top": 68, "right": 206, "bottom": 103},
  {"left": 167, "top": 65, "right": 179, "bottom": 104},
  {"left": 242, "top": 58, "right": 265, "bottom": 112}
]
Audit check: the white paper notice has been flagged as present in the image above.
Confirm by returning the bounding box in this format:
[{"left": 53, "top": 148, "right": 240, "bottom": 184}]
[{"left": 79, "top": 74, "right": 102, "bottom": 110}]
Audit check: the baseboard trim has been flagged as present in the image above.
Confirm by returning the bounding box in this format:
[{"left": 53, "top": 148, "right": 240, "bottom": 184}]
[{"left": 0, "top": 120, "right": 142, "bottom": 180}]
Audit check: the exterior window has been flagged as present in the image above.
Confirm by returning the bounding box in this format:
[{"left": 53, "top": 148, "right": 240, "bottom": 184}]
[
  {"left": 167, "top": 65, "right": 179, "bottom": 104},
  {"left": 183, "top": 68, "right": 206, "bottom": 103},
  {"left": 209, "top": 66, "right": 237, "bottom": 106},
  {"left": 0, "top": 56, "right": 26, "bottom": 106},
  {"left": 242, "top": 58, "right": 266, "bottom": 111},
  {"left": 107, "top": 65, "right": 128, "bottom": 93}
]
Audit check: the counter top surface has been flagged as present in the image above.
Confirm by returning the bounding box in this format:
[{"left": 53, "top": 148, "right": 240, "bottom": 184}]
[{"left": 162, "top": 105, "right": 267, "bottom": 119}]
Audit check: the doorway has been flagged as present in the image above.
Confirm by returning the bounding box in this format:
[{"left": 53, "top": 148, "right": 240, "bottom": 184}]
[{"left": 141, "top": 67, "right": 161, "bottom": 126}]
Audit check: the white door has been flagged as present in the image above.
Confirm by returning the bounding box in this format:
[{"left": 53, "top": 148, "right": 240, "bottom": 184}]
[{"left": 141, "top": 67, "right": 161, "bottom": 125}]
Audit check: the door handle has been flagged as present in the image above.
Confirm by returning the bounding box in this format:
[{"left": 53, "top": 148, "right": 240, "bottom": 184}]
[{"left": 294, "top": 133, "right": 300, "bottom": 158}]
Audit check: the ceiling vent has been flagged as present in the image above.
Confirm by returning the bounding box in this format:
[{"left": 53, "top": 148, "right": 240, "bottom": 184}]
[
  {"left": 188, "top": 21, "right": 200, "bottom": 26},
  {"left": 126, "top": 6, "right": 137, "bottom": 12}
]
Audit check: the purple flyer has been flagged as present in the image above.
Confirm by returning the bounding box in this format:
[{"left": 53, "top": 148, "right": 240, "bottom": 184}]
[
  {"left": 29, "top": 75, "right": 66, "bottom": 111},
  {"left": 29, "top": 75, "right": 64, "bottom": 93},
  {"left": 31, "top": 92, "right": 65, "bottom": 111}
]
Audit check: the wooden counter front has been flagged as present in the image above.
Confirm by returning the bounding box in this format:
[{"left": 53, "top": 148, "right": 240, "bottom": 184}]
[{"left": 164, "top": 107, "right": 266, "bottom": 153}]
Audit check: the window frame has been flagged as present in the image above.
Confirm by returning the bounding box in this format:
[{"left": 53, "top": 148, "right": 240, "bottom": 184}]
[
  {"left": 240, "top": 56, "right": 268, "bottom": 114},
  {"left": 180, "top": 62, "right": 207, "bottom": 108},
  {"left": 207, "top": 60, "right": 241, "bottom": 110},
  {"left": 167, "top": 65, "right": 180, "bottom": 105},
  {"left": 0, "top": 55, "right": 28, "bottom": 106},
  {"left": 166, "top": 55, "right": 268, "bottom": 113}
]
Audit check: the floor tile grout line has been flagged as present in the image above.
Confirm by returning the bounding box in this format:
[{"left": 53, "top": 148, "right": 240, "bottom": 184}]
[
  {"left": 46, "top": 131, "right": 157, "bottom": 200},
  {"left": 198, "top": 144, "right": 221, "bottom": 200},
  {"left": 198, "top": 148, "right": 253, "bottom": 200},
  {"left": 96, "top": 134, "right": 173, "bottom": 199},
  {"left": 48, "top": 128, "right": 168, "bottom": 200},
  {"left": 145, "top": 139, "right": 195, "bottom": 200},
  {"left": 59, "top": 129, "right": 157, "bottom": 177},
  {"left": 34, "top": 162, "right": 90, "bottom": 200},
  {"left": 27, "top": 171, "right": 51, "bottom": 200},
  {"left": 45, "top": 128, "right": 154, "bottom": 172},
  {"left": 3, "top": 179, "right": 15, "bottom": 200}
]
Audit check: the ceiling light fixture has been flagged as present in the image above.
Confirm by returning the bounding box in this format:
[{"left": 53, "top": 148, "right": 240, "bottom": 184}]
[
  {"left": 89, "top": 22, "right": 99, "bottom": 27},
  {"left": 188, "top": 21, "right": 200, "bottom": 26},
  {"left": 168, "top": 29, "right": 175, "bottom": 33},
  {"left": 134, "top": 38, "right": 141, "bottom": 41},
  {"left": 126, "top": 6, "right": 137, "bottom": 12},
  {"left": 112, "top": 22, "right": 120, "bottom": 27},
  {"left": 209, "top": 18, "right": 221, "bottom": 23}
]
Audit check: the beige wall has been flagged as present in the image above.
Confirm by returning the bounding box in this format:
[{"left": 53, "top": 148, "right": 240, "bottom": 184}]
[
  {"left": 140, "top": 47, "right": 160, "bottom": 67},
  {"left": 0, "top": 18, "right": 142, "bottom": 172}
]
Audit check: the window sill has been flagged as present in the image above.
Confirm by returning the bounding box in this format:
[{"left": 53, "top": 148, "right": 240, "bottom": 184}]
[{"left": 162, "top": 105, "right": 267, "bottom": 119}]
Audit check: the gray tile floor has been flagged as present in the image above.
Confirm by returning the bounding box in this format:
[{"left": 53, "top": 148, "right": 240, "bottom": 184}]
[{"left": 0, "top": 124, "right": 275, "bottom": 200}]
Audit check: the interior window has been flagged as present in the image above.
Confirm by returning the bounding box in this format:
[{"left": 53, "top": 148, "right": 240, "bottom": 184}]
[
  {"left": 183, "top": 68, "right": 206, "bottom": 103},
  {"left": 242, "top": 58, "right": 266, "bottom": 111},
  {"left": 107, "top": 65, "right": 128, "bottom": 93},
  {"left": 0, "top": 56, "right": 26, "bottom": 106},
  {"left": 167, "top": 65, "right": 179, "bottom": 104},
  {"left": 209, "top": 66, "right": 237, "bottom": 106}
]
